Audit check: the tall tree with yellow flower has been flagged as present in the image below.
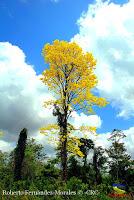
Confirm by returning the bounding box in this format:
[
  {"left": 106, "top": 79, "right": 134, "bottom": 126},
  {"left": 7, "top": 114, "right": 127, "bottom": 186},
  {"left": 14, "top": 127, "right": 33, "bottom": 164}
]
[{"left": 40, "top": 40, "right": 107, "bottom": 182}]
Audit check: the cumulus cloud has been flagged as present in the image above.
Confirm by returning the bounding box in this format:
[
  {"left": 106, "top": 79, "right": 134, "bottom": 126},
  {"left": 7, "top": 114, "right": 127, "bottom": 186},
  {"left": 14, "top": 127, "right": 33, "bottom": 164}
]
[
  {"left": 0, "top": 140, "right": 15, "bottom": 152},
  {"left": 0, "top": 42, "right": 55, "bottom": 147},
  {"left": 90, "top": 131, "right": 134, "bottom": 162},
  {"left": 0, "top": 41, "right": 133, "bottom": 158},
  {"left": 72, "top": 0, "right": 134, "bottom": 118},
  {"left": 0, "top": 42, "right": 101, "bottom": 155},
  {"left": 70, "top": 111, "right": 102, "bottom": 129},
  {"left": 86, "top": 128, "right": 134, "bottom": 159},
  {"left": 123, "top": 127, "right": 134, "bottom": 158},
  {"left": 102, "top": 129, "right": 134, "bottom": 159}
]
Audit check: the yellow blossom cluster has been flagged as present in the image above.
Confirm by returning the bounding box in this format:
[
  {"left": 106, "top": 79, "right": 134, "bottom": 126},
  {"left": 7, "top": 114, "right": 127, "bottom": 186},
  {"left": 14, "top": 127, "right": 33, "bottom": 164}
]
[
  {"left": 40, "top": 40, "right": 108, "bottom": 158},
  {"left": 41, "top": 40, "right": 107, "bottom": 112},
  {"left": 0, "top": 131, "right": 4, "bottom": 136},
  {"left": 80, "top": 126, "right": 97, "bottom": 134},
  {"left": 67, "top": 136, "right": 84, "bottom": 157},
  {"left": 40, "top": 124, "right": 59, "bottom": 135}
]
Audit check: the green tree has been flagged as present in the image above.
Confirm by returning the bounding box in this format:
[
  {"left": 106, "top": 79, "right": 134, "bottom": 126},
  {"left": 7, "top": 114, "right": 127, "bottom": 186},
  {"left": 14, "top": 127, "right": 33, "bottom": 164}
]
[
  {"left": 21, "top": 138, "right": 46, "bottom": 181},
  {"left": 68, "top": 155, "right": 81, "bottom": 179},
  {"left": 41, "top": 40, "right": 107, "bottom": 181},
  {"left": 14, "top": 128, "right": 27, "bottom": 181},
  {"left": 107, "top": 129, "right": 131, "bottom": 183},
  {"left": 93, "top": 146, "right": 107, "bottom": 185},
  {"left": 79, "top": 138, "right": 94, "bottom": 167}
]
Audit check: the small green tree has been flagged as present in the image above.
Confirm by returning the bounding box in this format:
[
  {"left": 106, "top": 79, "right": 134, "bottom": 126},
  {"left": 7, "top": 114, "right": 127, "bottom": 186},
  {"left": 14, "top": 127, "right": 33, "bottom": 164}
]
[
  {"left": 93, "top": 146, "right": 107, "bottom": 185},
  {"left": 79, "top": 138, "right": 94, "bottom": 167},
  {"left": 21, "top": 138, "right": 46, "bottom": 181},
  {"left": 107, "top": 129, "right": 131, "bottom": 182},
  {"left": 68, "top": 156, "right": 81, "bottom": 179},
  {"left": 14, "top": 128, "right": 27, "bottom": 181}
]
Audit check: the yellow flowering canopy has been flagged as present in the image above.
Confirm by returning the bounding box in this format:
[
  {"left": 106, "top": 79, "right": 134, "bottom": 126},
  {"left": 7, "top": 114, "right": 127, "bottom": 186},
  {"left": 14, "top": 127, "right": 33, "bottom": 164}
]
[
  {"left": 40, "top": 40, "right": 108, "bottom": 156},
  {"left": 41, "top": 40, "right": 107, "bottom": 114}
]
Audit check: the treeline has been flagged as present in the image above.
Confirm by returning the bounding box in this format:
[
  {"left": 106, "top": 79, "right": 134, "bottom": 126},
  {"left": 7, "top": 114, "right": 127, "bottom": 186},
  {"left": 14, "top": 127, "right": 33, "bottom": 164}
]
[{"left": 0, "top": 129, "right": 134, "bottom": 200}]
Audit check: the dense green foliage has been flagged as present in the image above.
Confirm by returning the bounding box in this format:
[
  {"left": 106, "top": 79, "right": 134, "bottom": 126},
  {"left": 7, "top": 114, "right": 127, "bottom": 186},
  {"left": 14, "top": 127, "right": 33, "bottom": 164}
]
[
  {"left": 14, "top": 128, "right": 27, "bottom": 181},
  {"left": 0, "top": 129, "right": 134, "bottom": 200}
]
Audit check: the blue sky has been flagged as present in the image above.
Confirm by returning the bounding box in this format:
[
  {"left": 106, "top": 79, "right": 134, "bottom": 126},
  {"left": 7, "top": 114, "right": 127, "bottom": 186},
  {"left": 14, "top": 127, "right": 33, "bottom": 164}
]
[
  {"left": 0, "top": 0, "right": 93, "bottom": 73},
  {"left": 0, "top": 0, "right": 134, "bottom": 156}
]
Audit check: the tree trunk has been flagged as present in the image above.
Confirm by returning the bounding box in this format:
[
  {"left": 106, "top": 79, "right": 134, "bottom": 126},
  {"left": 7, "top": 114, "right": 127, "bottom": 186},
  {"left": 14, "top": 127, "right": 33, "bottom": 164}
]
[
  {"left": 61, "top": 136, "right": 67, "bottom": 182},
  {"left": 93, "top": 148, "right": 102, "bottom": 185},
  {"left": 83, "top": 155, "right": 87, "bottom": 167},
  {"left": 60, "top": 112, "right": 68, "bottom": 182}
]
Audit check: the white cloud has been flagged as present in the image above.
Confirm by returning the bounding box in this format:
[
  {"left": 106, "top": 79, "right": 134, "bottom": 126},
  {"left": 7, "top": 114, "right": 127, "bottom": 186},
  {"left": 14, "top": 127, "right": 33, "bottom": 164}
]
[
  {"left": 0, "top": 42, "right": 133, "bottom": 159},
  {"left": 0, "top": 140, "right": 15, "bottom": 152},
  {"left": 123, "top": 127, "right": 134, "bottom": 158},
  {"left": 72, "top": 0, "right": 134, "bottom": 118},
  {"left": 70, "top": 111, "right": 102, "bottom": 129},
  {"left": 0, "top": 42, "right": 56, "bottom": 148},
  {"left": 0, "top": 42, "right": 101, "bottom": 155},
  {"left": 94, "top": 128, "right": 134, "bottom": 159}
]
